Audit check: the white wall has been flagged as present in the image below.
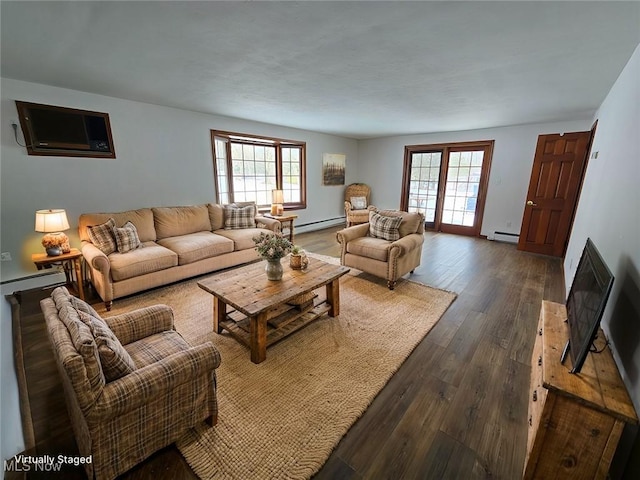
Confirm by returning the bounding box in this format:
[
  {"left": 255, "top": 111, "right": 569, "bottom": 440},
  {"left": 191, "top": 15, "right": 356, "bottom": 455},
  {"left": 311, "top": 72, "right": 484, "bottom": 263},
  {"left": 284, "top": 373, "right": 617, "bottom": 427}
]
[
  {"left": 0, "top": 78, "right": 359, "bottom": 282},
  {"left": 0, "top": 77, "right": 358, "bottom": 465},
  {"left": 357, "top": 118, "right": 592, "bottom": 238},
  {"left": 563, "top": 44, "right": 640, "bottom": 414}
]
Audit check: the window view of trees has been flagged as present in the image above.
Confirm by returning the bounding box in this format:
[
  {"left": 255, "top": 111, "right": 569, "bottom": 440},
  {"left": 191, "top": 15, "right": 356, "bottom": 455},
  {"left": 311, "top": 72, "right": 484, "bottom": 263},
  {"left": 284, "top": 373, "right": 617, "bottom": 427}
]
[{"left": 212, "top": 131, "right": 306, "bottom": 210}]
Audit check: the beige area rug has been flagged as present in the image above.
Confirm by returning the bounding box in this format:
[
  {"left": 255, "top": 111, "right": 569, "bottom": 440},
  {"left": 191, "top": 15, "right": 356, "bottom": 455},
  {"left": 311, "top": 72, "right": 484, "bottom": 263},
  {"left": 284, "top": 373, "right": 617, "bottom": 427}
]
[{"left": 101, "top": 256, "right": 456, "bottom": 480}]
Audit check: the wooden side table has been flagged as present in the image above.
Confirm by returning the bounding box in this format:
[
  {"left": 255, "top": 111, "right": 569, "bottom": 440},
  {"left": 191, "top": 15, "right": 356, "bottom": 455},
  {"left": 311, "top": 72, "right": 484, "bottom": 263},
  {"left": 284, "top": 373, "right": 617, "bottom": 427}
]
[
  {"left": 32, "top": 248, "right": 85, "bottom": 300},
  {"left": 265, "top": 214, "right": 299, "bottom": 243}
]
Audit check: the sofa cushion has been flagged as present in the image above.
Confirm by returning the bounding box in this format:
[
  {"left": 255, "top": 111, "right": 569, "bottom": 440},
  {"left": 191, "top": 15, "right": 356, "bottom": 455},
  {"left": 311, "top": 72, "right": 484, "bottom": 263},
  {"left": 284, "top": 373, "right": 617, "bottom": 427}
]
[
  {"left": 157, "top": 232, "right": 234, "bottom": 265},
  {"left": 114, "top": 221, "right": 142, "bottom": 253},
  {"left": 369, "top": 211, "right": 402, "bottom": 241},
  {"left": 58, "top": 304, "right": 105, "bottom": 391},
  {"left": 207, "top": 203, "right": 225, "bottom": 231},
  {"left": 79, "top": 311, "right": 136, "bottom": 382},
  {"left": 346, "top": 236, "right": 390, "bottom": 262},
  {"left": 223, "top": 204, "right": 256, "bottom": 229},
  {"left": 152, "top": 205, "right": 212, "bottom": 240},
  {"left": 79, "top": 208, "right": 156, "bottom": 243},
  {"left": 126, "top": 330, "right": 191, "bottom": 368},
  {"left": 109, "top": 241, "right": 178, "bottom": 281},
  {"left": 87, "top": 218, "right": 117, "bottom": 255},
  {"left": 215, "top": 227, "right": 273, "bottom": 251}
]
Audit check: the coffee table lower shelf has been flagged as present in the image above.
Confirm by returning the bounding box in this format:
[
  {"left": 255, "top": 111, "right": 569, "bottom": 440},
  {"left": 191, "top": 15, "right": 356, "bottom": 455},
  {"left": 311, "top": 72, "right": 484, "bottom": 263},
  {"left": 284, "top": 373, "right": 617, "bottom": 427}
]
[{"left": 219, "top": 294, "right": 330, "bottom": 351}]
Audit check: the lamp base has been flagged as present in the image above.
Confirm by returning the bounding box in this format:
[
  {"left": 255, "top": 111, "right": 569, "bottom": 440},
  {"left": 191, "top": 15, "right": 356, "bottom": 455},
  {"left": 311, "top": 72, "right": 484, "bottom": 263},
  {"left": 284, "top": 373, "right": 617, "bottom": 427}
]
[
  {"left": 42, "top": 232, "right": 70, "bottom": 255},
  {"left": 46, "top": 247, "right": 63, "bottom": 257}
]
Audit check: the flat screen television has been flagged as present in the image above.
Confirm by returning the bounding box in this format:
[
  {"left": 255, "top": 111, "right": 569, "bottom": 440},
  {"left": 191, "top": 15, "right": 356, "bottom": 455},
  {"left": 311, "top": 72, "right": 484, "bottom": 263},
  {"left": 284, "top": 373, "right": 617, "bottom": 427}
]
[
  {"left": 15, "top": 101, "right": 116, "bottom": 158},
  {"left": 562, "top": 238, "right": 614, "bottom": 373}
]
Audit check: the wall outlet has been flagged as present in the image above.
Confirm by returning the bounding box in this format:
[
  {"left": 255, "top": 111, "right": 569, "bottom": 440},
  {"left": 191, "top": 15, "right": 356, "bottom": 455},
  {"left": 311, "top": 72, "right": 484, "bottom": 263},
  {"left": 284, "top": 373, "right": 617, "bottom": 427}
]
[{"left": 1, "top": 252, "right": 12, "bottom": 261}]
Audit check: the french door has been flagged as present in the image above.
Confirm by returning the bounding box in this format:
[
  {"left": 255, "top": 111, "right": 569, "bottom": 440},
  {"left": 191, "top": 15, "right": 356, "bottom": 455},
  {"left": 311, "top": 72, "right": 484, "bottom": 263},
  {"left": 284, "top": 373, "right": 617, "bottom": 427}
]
[{"left": 401, "top": 141, "right": 494, "bottom": 236}]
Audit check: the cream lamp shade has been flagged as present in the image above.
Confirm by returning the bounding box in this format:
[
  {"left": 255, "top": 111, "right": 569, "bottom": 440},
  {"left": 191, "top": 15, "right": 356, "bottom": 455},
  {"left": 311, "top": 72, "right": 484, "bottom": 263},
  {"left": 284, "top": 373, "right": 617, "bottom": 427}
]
[
  {"left": 271, "top": 189, "right": 285, "bottom": 215},
  {"left": 35, "top": 209, "right": 70, "bottom": 256}
]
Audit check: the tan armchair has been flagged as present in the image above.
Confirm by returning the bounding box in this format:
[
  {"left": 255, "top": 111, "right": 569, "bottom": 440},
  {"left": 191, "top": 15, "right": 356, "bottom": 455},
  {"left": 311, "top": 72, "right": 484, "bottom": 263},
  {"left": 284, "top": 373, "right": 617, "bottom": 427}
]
[
  {"left": 41, "top": 287, "right": 220, "bottom": 480},
  {"left": 337, "top": 209, "right": 425, "bottom": 289},
  {"left": 344, "top": 183, "right": 376, "bottom": 227}
]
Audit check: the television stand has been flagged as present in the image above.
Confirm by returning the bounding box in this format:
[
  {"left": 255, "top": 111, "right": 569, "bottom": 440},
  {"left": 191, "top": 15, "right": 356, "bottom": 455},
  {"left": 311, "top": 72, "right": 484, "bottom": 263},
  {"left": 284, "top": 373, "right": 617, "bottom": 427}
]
[{"left": 523, "top": 300, "right": 638, "bottom": 479}]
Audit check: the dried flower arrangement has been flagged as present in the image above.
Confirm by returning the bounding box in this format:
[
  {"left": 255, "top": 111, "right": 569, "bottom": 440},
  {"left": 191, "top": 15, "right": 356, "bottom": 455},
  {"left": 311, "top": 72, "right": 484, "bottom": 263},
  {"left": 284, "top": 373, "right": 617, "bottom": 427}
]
[{"left": 252, "top": 232, "right": 292, "bottom": 261}]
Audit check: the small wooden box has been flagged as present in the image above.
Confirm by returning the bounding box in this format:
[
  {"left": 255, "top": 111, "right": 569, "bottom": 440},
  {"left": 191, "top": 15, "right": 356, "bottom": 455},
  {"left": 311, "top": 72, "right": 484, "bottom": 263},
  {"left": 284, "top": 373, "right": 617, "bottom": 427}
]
[{"left": 523, "top": 301, "right": 638, "bottom": 479}]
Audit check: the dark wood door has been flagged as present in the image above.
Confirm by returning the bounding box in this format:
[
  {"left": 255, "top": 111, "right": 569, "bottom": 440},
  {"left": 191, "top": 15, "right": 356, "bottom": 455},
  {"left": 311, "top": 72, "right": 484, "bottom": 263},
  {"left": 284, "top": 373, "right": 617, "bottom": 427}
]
[{"left": 518, "top": 131, "right": 592, "bottom": 257}]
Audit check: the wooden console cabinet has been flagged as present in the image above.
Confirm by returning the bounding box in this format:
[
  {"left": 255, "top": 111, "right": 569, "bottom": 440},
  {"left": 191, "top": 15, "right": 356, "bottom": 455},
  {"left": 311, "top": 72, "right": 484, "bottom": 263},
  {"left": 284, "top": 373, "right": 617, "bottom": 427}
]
[{"left": 524, "top": 301, "right": 638, "bottom": 479}]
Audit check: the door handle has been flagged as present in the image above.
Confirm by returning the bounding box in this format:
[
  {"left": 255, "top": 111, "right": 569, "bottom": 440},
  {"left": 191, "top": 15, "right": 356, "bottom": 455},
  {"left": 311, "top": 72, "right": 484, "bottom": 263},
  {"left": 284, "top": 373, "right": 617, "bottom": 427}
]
[{"left": 527, "top": 200, "right": 537, "bottom": 206}]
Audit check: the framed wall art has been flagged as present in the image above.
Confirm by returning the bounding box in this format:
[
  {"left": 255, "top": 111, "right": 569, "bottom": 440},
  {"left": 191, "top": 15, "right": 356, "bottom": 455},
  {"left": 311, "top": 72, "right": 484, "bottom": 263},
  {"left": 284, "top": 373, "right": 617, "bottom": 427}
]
[{"left": 322, "top": 153, "right": 345, "bottom": 186}]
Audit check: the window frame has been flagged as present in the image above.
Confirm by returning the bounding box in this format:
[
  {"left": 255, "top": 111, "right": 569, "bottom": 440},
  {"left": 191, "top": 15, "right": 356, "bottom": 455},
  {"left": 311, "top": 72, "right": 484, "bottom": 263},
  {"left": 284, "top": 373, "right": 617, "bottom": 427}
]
[{"left": 211, "top": 130, "right": 307, "bottom": 211}]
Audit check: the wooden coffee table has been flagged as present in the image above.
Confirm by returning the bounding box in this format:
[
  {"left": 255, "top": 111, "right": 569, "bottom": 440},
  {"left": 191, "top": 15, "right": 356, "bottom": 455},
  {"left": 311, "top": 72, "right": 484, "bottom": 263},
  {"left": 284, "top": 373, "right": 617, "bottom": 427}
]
[{"left": 197, "top": 257, "right": 350, "bottom": 363}]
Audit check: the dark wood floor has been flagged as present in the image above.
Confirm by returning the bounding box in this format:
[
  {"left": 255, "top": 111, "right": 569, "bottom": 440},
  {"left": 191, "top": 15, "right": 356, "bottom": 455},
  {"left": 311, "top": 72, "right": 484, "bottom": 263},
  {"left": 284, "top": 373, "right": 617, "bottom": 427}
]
[{"left": 10, "top": 227, "right": 567, "bottom": 479}]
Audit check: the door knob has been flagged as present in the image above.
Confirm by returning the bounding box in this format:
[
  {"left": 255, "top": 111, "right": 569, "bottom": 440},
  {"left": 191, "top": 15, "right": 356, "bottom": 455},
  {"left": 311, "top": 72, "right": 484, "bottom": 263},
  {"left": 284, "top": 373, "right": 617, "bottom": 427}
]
[{"left": 527, "top": 200, "right": 537, "bottom": 206}]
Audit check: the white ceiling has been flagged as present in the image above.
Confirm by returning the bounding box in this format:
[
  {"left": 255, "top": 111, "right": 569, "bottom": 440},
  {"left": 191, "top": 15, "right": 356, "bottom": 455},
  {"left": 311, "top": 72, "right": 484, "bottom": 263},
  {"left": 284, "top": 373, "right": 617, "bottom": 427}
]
[{"left": 2, "top": 1, "right": 639, "bottom": 139}]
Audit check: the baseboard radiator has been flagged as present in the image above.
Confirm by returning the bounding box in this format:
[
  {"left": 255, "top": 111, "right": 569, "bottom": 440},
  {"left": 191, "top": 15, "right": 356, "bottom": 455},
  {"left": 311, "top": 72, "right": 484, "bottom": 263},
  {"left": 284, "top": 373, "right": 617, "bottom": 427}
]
[
  {"left": 489, "top": 231, "right": 519, "bottom": 244},
  {"left": 296, "top": 217, "right": 345, "bottom": 234}
]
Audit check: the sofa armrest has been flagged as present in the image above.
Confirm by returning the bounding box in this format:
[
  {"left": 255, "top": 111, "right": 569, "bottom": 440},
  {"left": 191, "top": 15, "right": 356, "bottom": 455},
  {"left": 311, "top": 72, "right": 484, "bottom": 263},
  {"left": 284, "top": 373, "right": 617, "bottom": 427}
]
[
  {"left": 336, "top": 223, "right": 370, "bottom": 245},
  {"left": 81, "top": 242, "right": 110, "bottom": 274},
  {"left": 389, "top": 233, "right": 424, "bottom": 257},
  {"left": 90, "top": 342, "right": 221, "bottom": 421},
  {"left": 255, "top": 215, "right": 282, "bottom": 234},
  {"left": 105, "top": 304, "right": 175, "bottom": 345}
]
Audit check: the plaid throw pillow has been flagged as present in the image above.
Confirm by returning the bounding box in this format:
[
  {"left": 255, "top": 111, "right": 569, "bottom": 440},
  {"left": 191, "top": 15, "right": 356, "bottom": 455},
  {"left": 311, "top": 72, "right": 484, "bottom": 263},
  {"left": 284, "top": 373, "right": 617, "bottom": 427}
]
[
  {"left": 369, "top": 212, "right": 403, "bottom": 241},
  {"left": 114, "top": 221, "right": 142, "bottom": 253},
  {"left": 87, "top": 218, "right": 117, "bottom": 255},
  {"left": 224, "top": 204, "right": 256, "bottom": 229},
  {"left": 69, "top": 295, "right": 102, "bottom": 320},
  {"left": 78, "top": 311, "right": 136, "bottom": 382}
]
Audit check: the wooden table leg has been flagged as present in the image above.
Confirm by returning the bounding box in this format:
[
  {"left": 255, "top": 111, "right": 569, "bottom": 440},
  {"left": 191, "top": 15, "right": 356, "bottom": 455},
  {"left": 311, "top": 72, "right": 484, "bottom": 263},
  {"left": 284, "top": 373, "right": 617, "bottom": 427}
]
[
  {"left": 213, "top": 297, "right": 225, "bottom": 334},
  {"left": 250, "top": 312, "right": 268, "bottom": 364},
  {"left": 326, "top": 279, "right": 340, "bottom": 317},
  {"left": 72, "top": 258, "right": 85, "bottom": 300}
]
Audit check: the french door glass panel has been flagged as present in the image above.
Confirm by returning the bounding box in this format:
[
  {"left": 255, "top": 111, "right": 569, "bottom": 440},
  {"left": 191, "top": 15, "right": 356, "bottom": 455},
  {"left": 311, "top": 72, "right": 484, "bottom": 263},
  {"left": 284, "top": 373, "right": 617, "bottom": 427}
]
[
  {"left": 405, "top": 145, "right": 489, "bottom": 234},
  {"left": 442, "top": 150, "right": 484, "bottom": 227},
  {"left": 408, "top": 151, "right": 441, "bottom": 223}
]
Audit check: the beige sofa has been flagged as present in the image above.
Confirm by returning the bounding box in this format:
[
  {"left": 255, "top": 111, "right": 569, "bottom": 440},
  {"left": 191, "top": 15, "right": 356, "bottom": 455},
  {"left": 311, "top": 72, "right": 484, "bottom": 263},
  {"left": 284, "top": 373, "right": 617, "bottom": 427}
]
[
  {"left": 337, "top": 209, "right": 425, "bottom": 289},
  {"left": 79, "top": 204, "right": 281, "bottom": 310}
]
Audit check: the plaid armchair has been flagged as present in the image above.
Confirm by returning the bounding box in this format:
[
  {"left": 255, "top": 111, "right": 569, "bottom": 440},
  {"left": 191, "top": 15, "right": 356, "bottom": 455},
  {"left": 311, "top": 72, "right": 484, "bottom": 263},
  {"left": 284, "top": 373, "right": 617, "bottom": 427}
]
[
  {"left": 337, "top": 209, "right": 425, "bottom": 289},
  {"left": 41, "top": 287, "right": 220, "bottom": 480}
]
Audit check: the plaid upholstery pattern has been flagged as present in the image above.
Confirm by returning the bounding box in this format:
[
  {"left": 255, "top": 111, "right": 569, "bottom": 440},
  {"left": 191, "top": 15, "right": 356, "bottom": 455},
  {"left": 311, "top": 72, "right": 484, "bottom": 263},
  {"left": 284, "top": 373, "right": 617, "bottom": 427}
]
[
  {"left": 41, "top": 290, "right": 221, "bottom": 480},
  {"left": 127, "top": 330, "right": 193, "bottom": 367},
  {"left": 105, "top": 304, "right": 175, "bottom": 345},
  {"left": 369, "top": 211, "right": 403, "bottom": 241},
  {"left": 69, "top": 293, "right": 102, "bottom": 319},
  {"left": 79, "top": 311, "right": 136, "bottom": 382},
  {"left": 58, "top": 304, "right": 106, "bottom": 392},
  {"left": 223, "top": 203, "right": 256, "bottom": 229},
  {"left": 87, "top": 218, "right": 117, "bottom": 255},
  {"left": 114, "top": 221, "right": 142, "bottom": 253}
]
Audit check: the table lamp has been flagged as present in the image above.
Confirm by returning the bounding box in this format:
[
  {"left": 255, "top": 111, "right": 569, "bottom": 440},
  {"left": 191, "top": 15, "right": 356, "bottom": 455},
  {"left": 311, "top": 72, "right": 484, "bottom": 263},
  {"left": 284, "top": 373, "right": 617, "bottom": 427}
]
[
  {"left": 35, "top": 209, "right": 70, "bottom": 256},
  {"left": 271, "top": 189, "right": 284, "bottom": 215}
]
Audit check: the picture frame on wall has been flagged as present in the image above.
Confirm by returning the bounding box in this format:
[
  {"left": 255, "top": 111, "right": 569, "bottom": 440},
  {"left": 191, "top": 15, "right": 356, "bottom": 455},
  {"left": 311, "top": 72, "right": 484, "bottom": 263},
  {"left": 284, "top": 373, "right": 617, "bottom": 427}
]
[{"left": 322, "top": 153, "right": 345, "bottom": 185}]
